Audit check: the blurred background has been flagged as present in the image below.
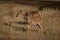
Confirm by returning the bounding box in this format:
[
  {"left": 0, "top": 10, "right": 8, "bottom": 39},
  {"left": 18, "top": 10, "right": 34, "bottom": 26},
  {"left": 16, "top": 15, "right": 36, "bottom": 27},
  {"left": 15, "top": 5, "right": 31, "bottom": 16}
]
[{"left": 0, "top": 0, "right": 60, "bottom": 40}]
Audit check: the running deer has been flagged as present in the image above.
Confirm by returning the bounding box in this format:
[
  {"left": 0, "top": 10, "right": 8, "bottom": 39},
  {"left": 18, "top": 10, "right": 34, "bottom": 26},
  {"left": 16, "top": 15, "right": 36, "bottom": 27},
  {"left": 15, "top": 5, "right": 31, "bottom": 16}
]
[{"left": 26, "top": 11, "right": 43, "bottom": 32}]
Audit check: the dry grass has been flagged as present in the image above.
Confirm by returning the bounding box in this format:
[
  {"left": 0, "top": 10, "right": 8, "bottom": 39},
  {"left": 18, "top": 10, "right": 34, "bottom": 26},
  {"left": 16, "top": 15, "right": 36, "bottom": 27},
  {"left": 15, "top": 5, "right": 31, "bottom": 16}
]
[{"left": 0, "top": 3, "right": 60, "bottom": 40}]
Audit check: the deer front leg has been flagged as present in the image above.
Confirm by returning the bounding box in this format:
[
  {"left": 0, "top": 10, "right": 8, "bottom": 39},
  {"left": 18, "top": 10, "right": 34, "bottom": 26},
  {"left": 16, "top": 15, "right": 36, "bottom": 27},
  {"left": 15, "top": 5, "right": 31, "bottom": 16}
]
[{"left": 27, "top": 23, "right": 32, "bottom": 33}]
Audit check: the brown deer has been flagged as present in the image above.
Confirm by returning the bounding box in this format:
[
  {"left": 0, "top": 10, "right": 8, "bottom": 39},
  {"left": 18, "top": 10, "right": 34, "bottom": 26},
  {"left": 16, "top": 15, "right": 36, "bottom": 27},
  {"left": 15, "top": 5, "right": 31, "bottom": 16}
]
[{"left": 26, "top": 11, "right": 43, "bottom": 32}]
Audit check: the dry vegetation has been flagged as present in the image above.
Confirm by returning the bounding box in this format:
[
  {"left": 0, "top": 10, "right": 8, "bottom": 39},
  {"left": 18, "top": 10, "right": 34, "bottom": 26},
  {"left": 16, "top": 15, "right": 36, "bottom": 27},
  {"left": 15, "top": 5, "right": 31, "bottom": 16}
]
[{"left": 0, "top": 3, "right": 60, "bottom": 40}]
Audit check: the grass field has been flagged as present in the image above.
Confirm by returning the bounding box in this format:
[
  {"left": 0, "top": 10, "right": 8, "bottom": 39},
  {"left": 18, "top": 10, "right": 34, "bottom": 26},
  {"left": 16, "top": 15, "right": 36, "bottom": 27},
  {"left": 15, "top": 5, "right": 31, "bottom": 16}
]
[{"left": 0, "top": 3, "right": 60, "bottom": 40}]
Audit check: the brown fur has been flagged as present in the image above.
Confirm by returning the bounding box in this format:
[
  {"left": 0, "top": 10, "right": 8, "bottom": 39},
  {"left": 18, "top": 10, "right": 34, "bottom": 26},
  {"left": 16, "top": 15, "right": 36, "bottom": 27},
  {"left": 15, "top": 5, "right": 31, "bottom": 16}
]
[{"left": 27, "top": 11, "right": 42, "bottom": 31}]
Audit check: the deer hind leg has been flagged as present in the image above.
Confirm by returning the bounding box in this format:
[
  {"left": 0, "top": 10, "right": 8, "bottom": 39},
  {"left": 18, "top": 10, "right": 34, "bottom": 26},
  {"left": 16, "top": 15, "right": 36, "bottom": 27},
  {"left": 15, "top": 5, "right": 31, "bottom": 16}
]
[
  {"left": 37, "top": 23, "right": 43, "bottom": 31},
  {"left": 37, "top": 23, "right": 44, "bottom": 35},
  {"left": 37, "top": 23, "right": 42, "bottom": 29},
  {"left": 37, "top": 24, "right": 41, "bottom": 29}
]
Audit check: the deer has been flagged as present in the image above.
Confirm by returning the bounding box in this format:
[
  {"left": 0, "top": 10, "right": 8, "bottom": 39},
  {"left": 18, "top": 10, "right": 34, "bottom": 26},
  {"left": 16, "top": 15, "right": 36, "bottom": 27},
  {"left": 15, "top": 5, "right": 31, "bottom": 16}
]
[{"left": 25, "top": 11, "right": 43, "bottom": 32}]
